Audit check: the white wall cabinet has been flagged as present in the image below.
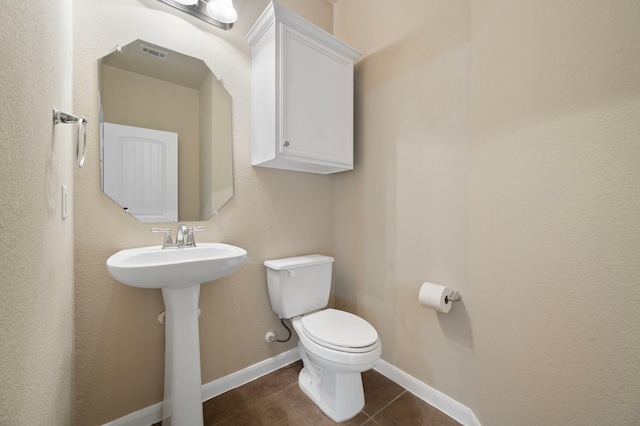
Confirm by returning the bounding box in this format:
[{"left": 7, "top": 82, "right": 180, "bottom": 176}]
[{"left": 246, "top": 2, "right": 361, "bottom": 174}]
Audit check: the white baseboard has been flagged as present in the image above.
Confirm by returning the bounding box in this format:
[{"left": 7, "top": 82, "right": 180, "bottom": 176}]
[
  {"left": 201, "top": 349, "right": 301, "bottom": 401},
  {"left": 374, "top": 359, "right": 481, "bottom": 426},
  {"left": 102, "top": 349, "right": 301, "bottom": 426},
  {"left": 102, "top": 401, "right": 163, "bottom": 426},
  {"left": 104, "top": 350, "right": 479, "bottom": 426}
]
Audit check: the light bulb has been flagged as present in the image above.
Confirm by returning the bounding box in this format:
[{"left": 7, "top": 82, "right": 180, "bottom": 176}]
[{"left": 207, "top": 0, "right": 238, "bottom": 24}]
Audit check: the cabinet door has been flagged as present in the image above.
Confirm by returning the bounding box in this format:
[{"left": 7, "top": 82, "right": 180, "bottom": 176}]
[{"left": 280, "top": 23, "right": 353, "bottom": 166}]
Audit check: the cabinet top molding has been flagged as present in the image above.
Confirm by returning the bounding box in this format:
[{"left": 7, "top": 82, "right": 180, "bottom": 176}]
[{"left": 245, "top": 1, "right": 361, "bottom": 61}]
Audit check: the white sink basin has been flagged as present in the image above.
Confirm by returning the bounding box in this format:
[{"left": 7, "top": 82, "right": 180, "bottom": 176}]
[{"left": 107, "top": 243, "right": 247, "bottom": 289}]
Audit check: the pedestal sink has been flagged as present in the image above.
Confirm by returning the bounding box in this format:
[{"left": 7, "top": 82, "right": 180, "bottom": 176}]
[{"left": 107, "top": 243, "right": 247, "bottom": 426}]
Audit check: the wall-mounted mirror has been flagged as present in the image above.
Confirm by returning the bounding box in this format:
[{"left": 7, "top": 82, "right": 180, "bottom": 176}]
[{"left": 98, "top": 39, "right": 233, "bottom": 223}]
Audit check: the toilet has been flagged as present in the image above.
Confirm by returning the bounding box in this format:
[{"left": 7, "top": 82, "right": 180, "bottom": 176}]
[{"left": 264, "top": 255, "right": 381, "bottom": 422}]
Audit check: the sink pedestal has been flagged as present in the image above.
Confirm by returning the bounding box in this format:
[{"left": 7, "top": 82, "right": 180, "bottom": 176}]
[
  {"left": 161, "top": 285, "right": 204, "bottom": 426},
  {"left": 106, "top": 242, "right": 248, "bottom": 425}
]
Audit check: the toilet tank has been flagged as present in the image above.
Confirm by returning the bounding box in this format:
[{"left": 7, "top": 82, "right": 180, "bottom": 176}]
[{"left": 264, "top": 254, "right": 334, "bottom": 319}]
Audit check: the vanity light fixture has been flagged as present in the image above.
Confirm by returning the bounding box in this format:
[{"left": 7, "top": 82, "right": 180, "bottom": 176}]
[
  {"left": 155, "top": 0, "right": 237, "bottom": 30},
  {"left": 206, "top": 0, "right": 238, "bottom": 23}
]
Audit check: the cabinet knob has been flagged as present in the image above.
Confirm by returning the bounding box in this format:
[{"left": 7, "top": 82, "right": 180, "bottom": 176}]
[{"left": 283, "top": 140, "right": 290, "bottom": 147}]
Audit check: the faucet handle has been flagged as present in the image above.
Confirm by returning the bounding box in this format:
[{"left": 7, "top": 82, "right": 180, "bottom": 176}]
[
  {"left": 186, "top": 226, "right": 205, "bottom": 246},
  {"left": 152, "top": 227, "right": 172, "bottom": 247}
]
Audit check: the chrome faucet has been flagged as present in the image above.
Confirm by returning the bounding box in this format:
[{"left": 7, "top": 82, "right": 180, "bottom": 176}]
[
  {"left": 176, "top": 224, "right": 189, "bottom": 246},
  {"left": 152, "top": 224, "right": 205, "bottom": 248}
]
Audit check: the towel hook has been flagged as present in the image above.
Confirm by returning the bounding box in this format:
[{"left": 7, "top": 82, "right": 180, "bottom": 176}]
[{"left": 53, "top": 107, "right": 88, "bottom": 168}]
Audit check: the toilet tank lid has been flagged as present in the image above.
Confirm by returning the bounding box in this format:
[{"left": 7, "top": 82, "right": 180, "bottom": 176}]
[{"left": 264, "top": 254, "right": 334, "bottom": 270}]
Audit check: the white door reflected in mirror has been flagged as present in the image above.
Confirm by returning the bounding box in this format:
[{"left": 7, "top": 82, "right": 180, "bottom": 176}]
[{"left": 103, "top": 123, "right": 178, "bottom": 222}]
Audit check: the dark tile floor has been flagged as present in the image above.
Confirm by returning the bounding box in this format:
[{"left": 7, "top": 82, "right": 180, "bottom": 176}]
[{"left": 153, "top": 361, "right": 460, "bottom": 425}]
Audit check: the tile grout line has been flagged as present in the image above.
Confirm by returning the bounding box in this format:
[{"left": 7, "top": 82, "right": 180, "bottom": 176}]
[
  {"left": 359, "top": 412, "right": 374, "bottom": 426},
  {"left": 213, "top": 379, "right": 301, "bottom": 425},
  {"left": 357, "top": 408, "right": 374, "bottom": 426},
  {"left": 363, "top": 390, "right": 407, "bottom": 422},
  {"left": 270, "top": 380, "right": 300, "bottom": 399}
]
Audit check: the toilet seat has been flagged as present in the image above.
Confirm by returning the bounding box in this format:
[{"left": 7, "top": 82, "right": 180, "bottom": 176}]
[
  {"left": 293, "top": 314, "right": 381, "bottom": 366},
  {"left": 300, "top": 309, "right": 378, "bottom": 353}
]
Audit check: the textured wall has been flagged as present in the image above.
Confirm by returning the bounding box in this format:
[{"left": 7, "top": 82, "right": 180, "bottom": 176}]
[
  {"left": 333, "top": 0, "right": 473, "bottom": 407},
  {"left": 0, "top": 0, "right": 74, "bottom": 424},
  {"left": 73, "top": 0, "right": 335, "bottom": 424},
  {"left": 469, "top": 0, "right": 640, "bottom": 424},
  {"left": 334, "top": 0, "right": 640, "bottom": 424}
]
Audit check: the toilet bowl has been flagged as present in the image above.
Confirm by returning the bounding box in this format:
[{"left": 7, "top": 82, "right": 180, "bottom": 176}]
[
  {"left": 264, "top": 255, "right": 382, "bottom": 422},
  {"left": 292, "top": 309, "right": 381, "bottom": 422}
]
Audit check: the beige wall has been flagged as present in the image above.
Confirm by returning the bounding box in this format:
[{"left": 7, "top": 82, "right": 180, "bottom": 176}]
[
  {"left": 334, "top": 0, "right": 473, "bottom": 407},
  {"left": 334, "top": 0, "right": 640, "bottom": 425},
  {"left": 199, "top": 72, "right": 234, "bottom": 219},
  {"left": 199, "top": 72, "right": 216, "bottom": 219},
  {"left": 0, "top": 1, "right": 75, "bottom": 425},
  {"left": 73, "top": 0, "right": 334, "bottom": 424},
  {"left": 469, "top": 1, "right": 640, "bottom": 424}
]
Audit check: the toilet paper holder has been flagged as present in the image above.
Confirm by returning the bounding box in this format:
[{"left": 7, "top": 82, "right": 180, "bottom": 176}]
[
  {"left": 419, "top": 282, "right": 461, "bottom": 313},
  {"left": 445, "top": 290, "right": 462, "bottom": 304}
]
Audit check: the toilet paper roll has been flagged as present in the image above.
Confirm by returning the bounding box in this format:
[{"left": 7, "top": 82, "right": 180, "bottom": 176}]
[{"left": 419, "top": 282, "right": 453, "bottom": 313}]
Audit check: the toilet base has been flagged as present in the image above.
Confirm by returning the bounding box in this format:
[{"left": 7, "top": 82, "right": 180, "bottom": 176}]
[{"left": 297, "top": 349, "right": 365, "bottom": 422}]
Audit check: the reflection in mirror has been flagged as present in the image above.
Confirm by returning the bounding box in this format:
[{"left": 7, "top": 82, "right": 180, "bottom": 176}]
[{"left": 99, "top": 40, "right": 233, "bottom": 223}]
